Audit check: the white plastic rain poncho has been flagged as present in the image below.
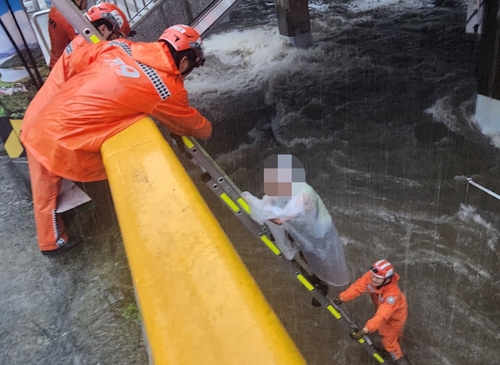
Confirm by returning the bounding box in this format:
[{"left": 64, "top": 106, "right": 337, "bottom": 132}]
[{"left": 242, "top": 183, "right": 350, "bottom": 286}]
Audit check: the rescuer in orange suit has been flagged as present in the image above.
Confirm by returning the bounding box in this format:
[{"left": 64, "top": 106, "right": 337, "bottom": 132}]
[
  {"left": 20, "top": 25, "right": 212, "bottom": 255},
  {"left": 24, "top": 2, "right": 134, "bottom": 125},
  {"left": 48, "top": 0, "right": 88, "bottom": 69},
  {"left": 334, "top": 260, "right": 410, "bottom": 364}
]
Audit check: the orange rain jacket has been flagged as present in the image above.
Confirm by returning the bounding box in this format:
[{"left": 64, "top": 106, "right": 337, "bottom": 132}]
[
  {"left": 339, "top": 271, "right": 408, "bottom": 333},
  {"left": 46, "top": 34, "right": 96, "bottom": 90},
  {"left": 22, "top": 36, "right": 131, "bottom": 136},
  {"left": 23, "top": 35, "right": 109, "bottom": 129},
  {"left": 48, "top": 7, "right": 78, "bottom": 68},
  {"left": 21, "top": 40, "right": 212, "bottom": 183}
]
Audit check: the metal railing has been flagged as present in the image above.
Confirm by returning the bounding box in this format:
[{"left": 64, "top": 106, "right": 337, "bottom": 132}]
[
  {"left": 107, "top": 0, "right": 159, "bottom": 26},
  {"left": 25, "top": 0, "right": 160, "bottom": 25},
  {"left": 465, "top": 177, "right": 500, "bottom": 204},
  {"left": 26, "top": 0, "right": 159, "bottom": 66},
  {"left": 30, "top": 9, "right": 51, "bottom": 66}
]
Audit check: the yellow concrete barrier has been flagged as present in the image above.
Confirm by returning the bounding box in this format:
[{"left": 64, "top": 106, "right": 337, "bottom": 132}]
[{"left": 101, "top": 117, "right": 307, "bottom": 365}]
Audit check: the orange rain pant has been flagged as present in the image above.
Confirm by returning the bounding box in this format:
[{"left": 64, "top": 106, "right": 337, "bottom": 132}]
[
  {"left": 378, "top": 314, "right": 406, "bottom": 360},
  {"left": 26, "top": 150, "right": 68, "bottom": 251}
]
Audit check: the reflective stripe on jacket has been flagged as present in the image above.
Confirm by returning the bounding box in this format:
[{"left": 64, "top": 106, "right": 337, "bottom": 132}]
[
  {"left": 21, "top": 41, "right": 211, "bottom": 182},
  {"left": 339, "top": 271, "right": 408, "bottom": 332}
]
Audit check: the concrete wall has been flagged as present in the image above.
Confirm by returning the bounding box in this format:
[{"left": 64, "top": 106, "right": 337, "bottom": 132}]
[{"left": 474, "top": 0, "right": 500, "bottom": 135}]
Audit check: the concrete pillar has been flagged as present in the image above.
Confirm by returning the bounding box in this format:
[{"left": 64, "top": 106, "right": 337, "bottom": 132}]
[
  {"left": 274, "top": 0, "right": 313, "bottom": 48},
  {"left": 475, "top": 0, "right": 500, "bottom": 135},
  {"left": 465, "top": 0, "right": 485, "bottom": 34}
]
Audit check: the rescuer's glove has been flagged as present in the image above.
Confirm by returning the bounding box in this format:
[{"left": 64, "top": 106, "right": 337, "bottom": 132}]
[
  {"left": 333, "top": 297, "right": 343, "bottom": 306},
  {"left": 351, "top": 328, "right": 368, "bottom": 340},
  {"left": 170, "top": 133, "right": 185, "bottom": 152}
]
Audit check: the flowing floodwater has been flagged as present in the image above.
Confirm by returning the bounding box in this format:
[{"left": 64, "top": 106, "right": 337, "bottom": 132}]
[
  {"left": 184, "top": 0, "right": 500, "bottom": 363},
  {"left": 1, "top": 0, "right": 500, "bottom": 364}
]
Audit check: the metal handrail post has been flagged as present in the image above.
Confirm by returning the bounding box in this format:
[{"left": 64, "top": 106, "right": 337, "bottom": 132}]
[
  {"left": 466, "top": 177, "right": 500, "bottom": 201},
  {"left": 31, "top": 9, "right": 51, "bottom": 66}
]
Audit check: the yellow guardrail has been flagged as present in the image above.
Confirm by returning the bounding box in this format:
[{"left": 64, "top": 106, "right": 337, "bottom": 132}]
[{"left": 101, "top": 117, "right": 307, "bottom": 365}]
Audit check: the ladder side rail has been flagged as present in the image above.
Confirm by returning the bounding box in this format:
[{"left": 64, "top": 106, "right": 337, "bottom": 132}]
[{"left": 51, "top": 0, "right": 104, "bottom": 44}]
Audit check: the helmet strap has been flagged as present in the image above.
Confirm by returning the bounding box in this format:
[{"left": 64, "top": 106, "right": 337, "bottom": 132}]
[
  {"left": 377, "top": 276, "right": 393, "bottom": 288},
  {"left": 179, "top": 56, "right": 196, "bottom": 77}
]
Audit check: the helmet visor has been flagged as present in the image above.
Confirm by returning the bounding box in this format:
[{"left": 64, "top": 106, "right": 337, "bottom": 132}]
[
  {"left": 371, "top": 266, "right": 393, "bottom": 279},
  {"left": 371, "top": 267, "right": 384, "bottom": 278}
]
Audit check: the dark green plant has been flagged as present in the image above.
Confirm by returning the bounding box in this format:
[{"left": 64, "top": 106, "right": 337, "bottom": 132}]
[{"left": 122, "top": 303, "right": 142, "bottom": 321}]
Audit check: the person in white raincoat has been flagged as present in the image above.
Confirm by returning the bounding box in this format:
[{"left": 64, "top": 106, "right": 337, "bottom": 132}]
[{"left": 241, "top": 154, "right": 350, "bottom": 306}]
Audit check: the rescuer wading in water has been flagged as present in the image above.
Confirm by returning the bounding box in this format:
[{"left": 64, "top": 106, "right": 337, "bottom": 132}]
[{"left": 334, "top": 260, "right": 411, "bottom": 364}]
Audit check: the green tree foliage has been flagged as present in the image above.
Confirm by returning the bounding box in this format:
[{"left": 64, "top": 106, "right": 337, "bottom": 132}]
[
  {"left": 0, "top": 86, "right": 37, "bottom": 118},
  {"left": 0, "top": 51, "right": 49, "bottom": 118}
]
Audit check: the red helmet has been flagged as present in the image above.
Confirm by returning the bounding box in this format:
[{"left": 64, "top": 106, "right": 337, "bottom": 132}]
[
  {"left": 85, "top": 3, "right": 132, "bottom": 38},
  {"left": 371, "top": 260, "right": 394, "bottom": 279},
  {"left": 158, "top": 24, "right": 205, "bottom": 67}
]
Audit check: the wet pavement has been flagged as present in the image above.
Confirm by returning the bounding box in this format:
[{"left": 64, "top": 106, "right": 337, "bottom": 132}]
[{"left": 0, "top": 154, "right": 147, "bottom": 365}]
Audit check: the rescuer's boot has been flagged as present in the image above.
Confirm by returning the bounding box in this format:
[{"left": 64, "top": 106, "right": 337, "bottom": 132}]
[
  {"left": 395, "top": 356, "right": 411, "bottom": 365},
  {"left": 41, "top": 238, "right": 79, "bottom": 256}
]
